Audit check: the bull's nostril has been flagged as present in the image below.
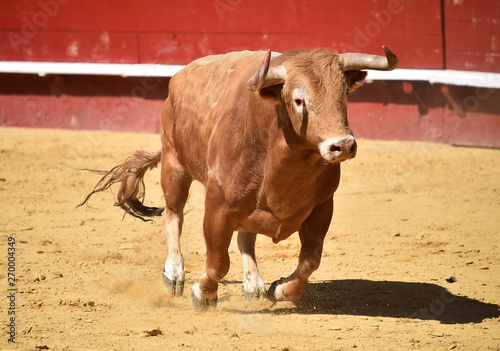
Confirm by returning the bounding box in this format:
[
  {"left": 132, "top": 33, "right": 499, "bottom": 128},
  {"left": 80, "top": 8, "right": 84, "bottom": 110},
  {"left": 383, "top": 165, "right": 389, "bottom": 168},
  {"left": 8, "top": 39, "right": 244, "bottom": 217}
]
[
  {"left": 320, "top": 137, "right": 356, "bottom": 162},
  {"left": 350, "top": 141, "right": 358, "bottom": 156},
  {"left": 329, "top": 145, "right": 342, "bottom": 153}
]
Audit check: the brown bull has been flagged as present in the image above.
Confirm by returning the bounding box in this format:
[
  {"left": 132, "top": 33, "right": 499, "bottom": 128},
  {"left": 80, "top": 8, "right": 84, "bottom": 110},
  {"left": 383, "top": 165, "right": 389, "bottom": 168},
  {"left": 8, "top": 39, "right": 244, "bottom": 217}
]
[{"left": 80, "top": 46, "right": 398, "bottom": 309}]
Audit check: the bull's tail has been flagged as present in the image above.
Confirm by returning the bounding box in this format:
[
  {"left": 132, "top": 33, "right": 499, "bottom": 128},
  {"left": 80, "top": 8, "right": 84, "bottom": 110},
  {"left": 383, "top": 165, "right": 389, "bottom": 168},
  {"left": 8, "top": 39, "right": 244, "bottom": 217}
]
[{"left": 78, "top": 150, "right": 164, "bottom": 221}]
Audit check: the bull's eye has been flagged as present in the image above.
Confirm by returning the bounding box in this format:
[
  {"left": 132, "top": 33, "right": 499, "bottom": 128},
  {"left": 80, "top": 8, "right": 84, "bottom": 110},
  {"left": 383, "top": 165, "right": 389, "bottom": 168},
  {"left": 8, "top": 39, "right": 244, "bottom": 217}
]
[
  {"left": 294, "top": 98, "right": 304, "bottom": 107},
  {"left": 346, "top": 90, "right": 350, "bottom": 96}
]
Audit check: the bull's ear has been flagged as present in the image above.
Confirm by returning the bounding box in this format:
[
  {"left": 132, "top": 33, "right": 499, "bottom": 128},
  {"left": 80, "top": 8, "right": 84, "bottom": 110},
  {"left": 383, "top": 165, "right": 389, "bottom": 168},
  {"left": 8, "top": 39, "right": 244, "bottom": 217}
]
[{"left": 345, "top": 70, "right": 368, "bottom": 94}]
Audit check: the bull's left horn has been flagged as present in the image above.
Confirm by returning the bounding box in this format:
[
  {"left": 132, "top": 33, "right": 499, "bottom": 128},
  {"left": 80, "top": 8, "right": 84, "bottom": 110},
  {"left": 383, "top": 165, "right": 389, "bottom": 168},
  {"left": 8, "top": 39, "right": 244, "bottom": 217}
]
[
  {"left": 247, "top": 49, "right": 287, "bottom": 91},
  {"left": 339, "top": 46, "right": 398, "bottom": 71}
]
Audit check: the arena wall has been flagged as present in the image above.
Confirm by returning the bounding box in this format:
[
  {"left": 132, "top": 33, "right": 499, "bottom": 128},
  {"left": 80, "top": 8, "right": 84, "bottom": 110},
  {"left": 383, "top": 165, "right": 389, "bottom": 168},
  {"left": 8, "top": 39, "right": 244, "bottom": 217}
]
[{"left": 0, "top": 0, "right": 499, "bottom": 147}]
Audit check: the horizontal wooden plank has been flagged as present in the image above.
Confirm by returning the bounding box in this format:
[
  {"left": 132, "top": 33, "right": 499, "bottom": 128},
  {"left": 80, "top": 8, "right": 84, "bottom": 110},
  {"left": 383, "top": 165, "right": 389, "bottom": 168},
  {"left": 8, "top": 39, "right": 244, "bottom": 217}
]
[
  {"left": 0, "top": 0, "right": 137, "bottom": 32},
  {"left": 3, "top": 76, "right": 499, "bottom": 147},
  {"left": 0, "top": 73, "right": 170, "bottom": 99},
  {"left": 446, "top": 111, "right": 500, "bottom": 148},
  {"left": 0, "top": 0, "right": 444, "bottom": 69},
  {"left": 350, "top": 98, "right": 500, "bottom": 148},
  {"left": 0, "top": 73, "right": 167, "bottom": 132},
  {"left": 349, "top": 81, "right": 500, "bottom": 147},
  {"left": 139, "top": 32, "right": 443, "bottom": 69},
  {"left": 0, "top": 0, "right": 441, "bottom": 34},
  {"left": 298, "top": 0, "right": 441, "bottom": 35},
  {"left": 445, "top": 0, "right": 500, "bottom": 21},
  {"left": 0, "top": 94, "right": 163, "bottom": 132},
  {"left": 446, "top": 21, "right": 499, "bottom": 53},
  {"left": 443, "top": 84, "right": 500, "bottom": 148},
  {"left": 0, "top": 30, "right": 138, "bottom": 63},
  {"left": 446, "top": 51, "right": 500, "bottom": 72},
  {"left": 349, "top": 102, "right": 442, "bottom": 142},
  {"left": 0, "top": 28, "right": 442, "bottom": 69}
]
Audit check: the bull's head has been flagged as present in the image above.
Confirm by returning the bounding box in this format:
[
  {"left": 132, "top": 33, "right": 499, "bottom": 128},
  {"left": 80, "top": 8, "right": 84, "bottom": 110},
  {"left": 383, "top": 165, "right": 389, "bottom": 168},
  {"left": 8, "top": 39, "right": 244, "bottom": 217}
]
[{"left": 247, "top": 47, "right": 398, "bottom": 163}]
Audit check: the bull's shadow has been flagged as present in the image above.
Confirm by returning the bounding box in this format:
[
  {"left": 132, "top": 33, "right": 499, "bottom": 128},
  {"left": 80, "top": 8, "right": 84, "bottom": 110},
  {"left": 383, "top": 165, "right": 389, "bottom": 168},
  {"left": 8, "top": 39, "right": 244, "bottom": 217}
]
[{"left": 247, "top": 280, "right": 499, "bottom": 324}]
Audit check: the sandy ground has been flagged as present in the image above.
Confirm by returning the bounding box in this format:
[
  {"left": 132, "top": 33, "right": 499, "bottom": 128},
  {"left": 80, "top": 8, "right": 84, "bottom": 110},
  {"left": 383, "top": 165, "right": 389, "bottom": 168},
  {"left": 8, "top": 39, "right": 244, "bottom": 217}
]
[{"left": 1, "top": 127, "right": 499, "bottom": 350}]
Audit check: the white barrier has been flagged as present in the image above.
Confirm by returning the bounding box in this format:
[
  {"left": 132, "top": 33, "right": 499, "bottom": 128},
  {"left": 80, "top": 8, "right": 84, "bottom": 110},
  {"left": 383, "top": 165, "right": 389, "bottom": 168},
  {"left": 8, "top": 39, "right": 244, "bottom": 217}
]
[{"left": 0, "top": 61, "right": 499, "bottom": 89}]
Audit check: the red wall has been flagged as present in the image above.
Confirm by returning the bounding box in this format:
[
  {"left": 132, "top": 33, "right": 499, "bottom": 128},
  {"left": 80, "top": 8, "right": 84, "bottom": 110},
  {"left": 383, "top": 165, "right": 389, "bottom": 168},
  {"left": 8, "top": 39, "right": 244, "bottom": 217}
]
[
  {"left": 1, "top": 73, "right": 499, "bottom": 148},
  {"left": 444, "top": 0, "right": 500, "bottom": 72},
  {"left": 2, "top": 1, "right": 498, "bottom": 71},
  {"left": 0, "top": 0, "right": 446, "bottom": 69},
  {"left": 1, "top": 1, "right": 499, "bottom": 148}
]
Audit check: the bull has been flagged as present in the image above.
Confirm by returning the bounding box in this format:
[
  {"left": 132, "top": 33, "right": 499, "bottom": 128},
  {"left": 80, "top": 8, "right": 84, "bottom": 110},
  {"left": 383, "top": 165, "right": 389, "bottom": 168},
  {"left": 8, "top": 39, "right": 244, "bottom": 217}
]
[{"left": 80, "top": 46, "right": 398, "bottom": 309}]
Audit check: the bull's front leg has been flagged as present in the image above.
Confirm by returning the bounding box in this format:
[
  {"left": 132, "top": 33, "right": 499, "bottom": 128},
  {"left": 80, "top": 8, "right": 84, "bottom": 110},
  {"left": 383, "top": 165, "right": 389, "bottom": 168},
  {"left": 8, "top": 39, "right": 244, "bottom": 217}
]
[
  {"left": 238, "top": 231, "right": 266, "bottom": 300},
  {"left": 191, "top": 181, "right": 234, "bottom": 310},
  {"left": 268, "top": 198, "right": 333, "bottom": 301}
]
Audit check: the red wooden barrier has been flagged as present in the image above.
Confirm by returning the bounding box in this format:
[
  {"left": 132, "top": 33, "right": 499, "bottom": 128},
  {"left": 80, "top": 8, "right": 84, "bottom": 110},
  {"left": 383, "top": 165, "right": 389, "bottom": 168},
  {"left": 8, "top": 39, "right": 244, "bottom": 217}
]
[
  {"left": 2, "top": 1, "right": 498, "bottom": 70},
  {"left": 0, "top": 0, "right": 443, "bottom": 68},
  {"left": 444, "top": 0, "right": 500, "bottom": 72},
  {"left": 0, "top": 1, "right": 499, "bottom": 147},
  {"left": 1, "top": 73, "right": 498, "bottom": 148}
]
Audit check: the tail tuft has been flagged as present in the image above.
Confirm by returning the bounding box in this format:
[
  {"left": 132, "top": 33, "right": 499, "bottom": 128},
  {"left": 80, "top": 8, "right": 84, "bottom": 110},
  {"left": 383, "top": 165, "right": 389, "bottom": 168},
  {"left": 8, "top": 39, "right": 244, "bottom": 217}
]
[{"left": 78, "top": 150, "right": 164, "bottom": 221}]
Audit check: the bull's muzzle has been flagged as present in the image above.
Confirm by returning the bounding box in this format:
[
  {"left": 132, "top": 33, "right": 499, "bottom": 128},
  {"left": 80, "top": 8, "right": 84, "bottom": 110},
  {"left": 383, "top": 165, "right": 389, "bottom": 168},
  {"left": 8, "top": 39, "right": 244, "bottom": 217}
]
[{"left": 319, "top": 135, "right": 357, "bottom": 163}]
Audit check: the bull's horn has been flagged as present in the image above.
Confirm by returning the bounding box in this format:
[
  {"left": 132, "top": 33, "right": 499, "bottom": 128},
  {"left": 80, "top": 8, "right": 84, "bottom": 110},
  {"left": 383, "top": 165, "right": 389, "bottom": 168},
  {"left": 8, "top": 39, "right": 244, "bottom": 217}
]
[
  {"left": 247, "top": 49, "right": 287, "bottom": 91},
  {"left": 339, "top": 46, "right": 398, "bottom": 71}
]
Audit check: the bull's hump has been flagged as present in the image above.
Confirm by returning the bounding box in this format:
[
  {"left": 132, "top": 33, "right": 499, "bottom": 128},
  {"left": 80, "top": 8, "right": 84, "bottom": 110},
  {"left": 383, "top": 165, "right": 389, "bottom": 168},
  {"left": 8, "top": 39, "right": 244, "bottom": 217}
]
[
  {"left": 180, "top": 50, "right": 280, "bottom": 92},
  {"left": 179, "top": 51, "right": 262, "bottom": 97},
  {"left": 191, "top": 50, "right": 260, "bottom": 67}
]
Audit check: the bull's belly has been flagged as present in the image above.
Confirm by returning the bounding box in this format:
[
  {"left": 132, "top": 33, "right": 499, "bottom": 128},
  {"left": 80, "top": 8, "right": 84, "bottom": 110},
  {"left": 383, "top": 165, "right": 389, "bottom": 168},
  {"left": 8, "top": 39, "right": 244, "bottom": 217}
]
[{"left": 235, "top": 208, "right": 310, "bottom": 242}]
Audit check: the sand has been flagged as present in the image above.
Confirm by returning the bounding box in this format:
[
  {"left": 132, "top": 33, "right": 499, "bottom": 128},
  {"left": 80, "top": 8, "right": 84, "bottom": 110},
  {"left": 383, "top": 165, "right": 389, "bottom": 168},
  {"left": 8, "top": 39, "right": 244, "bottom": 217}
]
[{"left": 1, "top": 127, "right": 499, "bottom": 350}]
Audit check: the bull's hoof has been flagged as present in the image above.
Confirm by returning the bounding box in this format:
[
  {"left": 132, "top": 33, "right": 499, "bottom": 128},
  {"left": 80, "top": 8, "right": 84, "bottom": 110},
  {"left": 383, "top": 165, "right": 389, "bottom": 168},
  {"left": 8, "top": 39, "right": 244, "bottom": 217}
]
[
  {"left": 267, "top": 277, "right": 287, "bottom": 302},
  {"left": 191, "top": 283, "right": 218, "bottom": 311},
  {"left": 163, "top": 273, "right": 184, "bottom": 297},
  {"left": 268, "top": 277, "right": 308, "bottom": 301},
  {"left": 242, "top": 280, "right": 266, "bottom": 301},
  {"left": 243, "top": 288, "right": 266, "bottom": 301}
]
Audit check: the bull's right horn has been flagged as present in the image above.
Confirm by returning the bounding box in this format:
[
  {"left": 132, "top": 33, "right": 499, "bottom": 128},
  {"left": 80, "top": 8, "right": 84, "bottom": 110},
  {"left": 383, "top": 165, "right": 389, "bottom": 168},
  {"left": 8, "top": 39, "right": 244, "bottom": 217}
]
[
  {"left": 247, "top": 49, "right": 287, "bottom": 91},
  {"left": 339, "top": 46, "right": 399, "bottom": 71}
]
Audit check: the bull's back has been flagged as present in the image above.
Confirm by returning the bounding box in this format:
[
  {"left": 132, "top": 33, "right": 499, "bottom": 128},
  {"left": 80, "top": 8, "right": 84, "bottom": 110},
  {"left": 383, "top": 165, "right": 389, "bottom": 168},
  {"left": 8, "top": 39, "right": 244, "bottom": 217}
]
[{"left": 163, "top": 51, "right": 265, "bottom": 183}]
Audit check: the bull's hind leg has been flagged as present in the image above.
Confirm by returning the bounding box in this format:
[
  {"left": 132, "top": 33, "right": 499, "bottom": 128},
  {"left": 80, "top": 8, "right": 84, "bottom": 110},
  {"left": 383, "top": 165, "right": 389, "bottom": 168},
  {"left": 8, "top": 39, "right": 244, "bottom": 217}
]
[
  {"left": 238, "top": 231, "right": 266, "bottom": 300},
  {"left": 161, "top": 150, "right": 192, "bottom": 297},
  {"left": 268, "top": 199, "right": 333, "bottom": 301}
]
